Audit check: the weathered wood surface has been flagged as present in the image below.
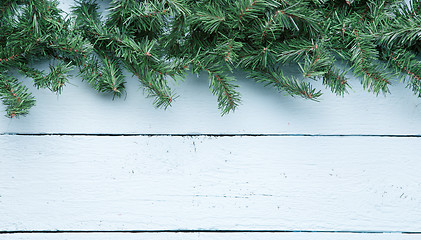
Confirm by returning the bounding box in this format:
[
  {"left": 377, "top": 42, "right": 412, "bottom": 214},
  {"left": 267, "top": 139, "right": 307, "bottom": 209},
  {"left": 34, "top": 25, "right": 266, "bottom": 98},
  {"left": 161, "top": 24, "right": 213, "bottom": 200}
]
[
  {"left": 1, "top": 1, "right": 421, "bottom": 239},
  {"left": 1, "top": 135, "right": 420, "bottom": 232},
  {"left": 1, "top": 71, "right": 421, "bottom": 135},
  {"left": 1, "top": 232, "right": 420, "bottom": 240}
]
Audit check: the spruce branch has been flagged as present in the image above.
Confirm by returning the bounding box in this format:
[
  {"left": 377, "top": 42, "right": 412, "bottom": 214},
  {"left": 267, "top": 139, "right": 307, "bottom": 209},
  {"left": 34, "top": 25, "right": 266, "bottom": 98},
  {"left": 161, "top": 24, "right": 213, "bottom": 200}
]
[
  {"left": 382, "top": 48, "right": 421, "bottom": 96},
  {"left": 298, "top": 43, "right": 334, "bottom": 78},
  {"left": 0, "top": 73, "right": 35, "bottom": 117},
  {"left": 270, "top": 1, "right": 321, "bottom": 36},
  {"left": 193, "top": 51, "right": 241, "bottom": 114},
  {"left": 78, "top": 56, "right": 103, "bottom": 87},
  {"left": 249, "top": 67, "right": 322, "bottom": 100},
  {"left": 276, "top": 38, "right": 318, "bottom": 63},
  {"left": 208, "top": 71, "right": 240, "bottom": 115},
  {"left": 235, "top": 0, "right": 266, "bottom": 25},
  {"left": 124, "top": 59, "right": 175, "bottom": 109},
  {"left": 238, "top": 45, "right": 275, "bottom": 70},
  {"left": 190, "top": 8, "right": 226, "bottom": 34},
  {"left": 323, "top": 67, "right": 350, "bottom": 96},
  {"left": 96, "top": 53, "right": 125, "bottom": 96},
  {"left": 2, "top": 0, "right": 421, "bottom": 117},
  {"left": 379, "top": 24, "right": 421, "bottom": 49},
  {"left": 412, "top": 0, "right": 421, "bottom": 15},
  {"left": 350, "top": 29, "right": 390, "bottom": 94}
]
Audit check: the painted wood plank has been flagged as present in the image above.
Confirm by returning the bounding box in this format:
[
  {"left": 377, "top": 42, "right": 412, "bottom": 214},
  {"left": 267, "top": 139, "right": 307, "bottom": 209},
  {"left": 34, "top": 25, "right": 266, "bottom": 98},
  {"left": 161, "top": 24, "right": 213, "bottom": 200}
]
[
  {"left": 1, "top": 69, "right": 421, "bottom": 135},
  {"left": 1, "top": 135, "right": 420, "bottom": 231},
  {"left": 1, "top": 232, "right": 420, "bottom": 240}
]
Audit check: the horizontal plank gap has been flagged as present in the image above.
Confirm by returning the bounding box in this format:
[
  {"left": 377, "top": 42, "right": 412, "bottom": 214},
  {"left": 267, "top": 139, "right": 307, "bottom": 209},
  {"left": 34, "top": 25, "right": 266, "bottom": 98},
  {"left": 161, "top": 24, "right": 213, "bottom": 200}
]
[
  {"left": 2, "top": 133, "right": 421, "bottom": 138},
  {"left": 1, "top": 230, "right": 421, "bottom": 234}
]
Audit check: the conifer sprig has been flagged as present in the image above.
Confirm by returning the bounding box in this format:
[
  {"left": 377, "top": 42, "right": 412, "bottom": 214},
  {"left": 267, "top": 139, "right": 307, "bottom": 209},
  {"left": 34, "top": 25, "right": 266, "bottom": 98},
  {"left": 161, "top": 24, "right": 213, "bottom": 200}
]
[
  {"left": 0, "top": 0, "right": 420, "bottom": 117},
  {"left": 0, "top": 73, "right": 35, "bottom": 117},
  {"left": 248, "top": 67, "right": 322, "bottom": 100}
]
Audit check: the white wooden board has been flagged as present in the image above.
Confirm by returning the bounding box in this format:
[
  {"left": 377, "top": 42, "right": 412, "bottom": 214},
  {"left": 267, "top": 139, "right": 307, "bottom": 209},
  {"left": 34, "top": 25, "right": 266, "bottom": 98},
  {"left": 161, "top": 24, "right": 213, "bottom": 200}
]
[
  {"left": 1, "top": 232, "right": 420, "bottom": 240},
  {"left": 1, "top": 135, "right": 421, "bottom": 232},
  {"left": 1, "top": 71, "right": 421, "bottom": 135},
  {"left": 1, "top": 1, "right": 420, "bottom": 239}
]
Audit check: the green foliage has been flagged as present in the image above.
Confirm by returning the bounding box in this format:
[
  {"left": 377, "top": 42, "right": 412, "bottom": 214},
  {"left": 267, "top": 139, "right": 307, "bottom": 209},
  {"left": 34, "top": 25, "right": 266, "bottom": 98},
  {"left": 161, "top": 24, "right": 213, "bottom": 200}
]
[
  {"left": 0, "top": 72, "right": 35, "bottom": 117},
  {"left": 248, "top": 67, "right": 322, "bottom": 100},
  {"left": 0, "top": 0, "right": 420, "bottom": 117}
]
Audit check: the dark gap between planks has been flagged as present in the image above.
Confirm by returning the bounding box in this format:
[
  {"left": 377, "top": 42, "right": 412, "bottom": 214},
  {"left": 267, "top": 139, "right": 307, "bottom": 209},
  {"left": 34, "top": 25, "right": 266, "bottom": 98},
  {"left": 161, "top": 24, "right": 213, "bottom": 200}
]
[
  {"left": 1, "top": 133, "right": 421, "bottom": 137},
  {"left": 1, "top": 230, "right": 421, "bottom": 234}
]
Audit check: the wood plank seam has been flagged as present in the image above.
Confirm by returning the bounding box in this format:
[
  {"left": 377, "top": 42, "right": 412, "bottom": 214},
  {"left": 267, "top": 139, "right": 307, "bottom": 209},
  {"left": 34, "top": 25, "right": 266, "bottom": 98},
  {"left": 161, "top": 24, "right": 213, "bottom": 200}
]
[
  {"left": 2, "top": 133, "right": 421, "bottom": 137},
  {"left": 1, "top": 230, "right": 421, "bottom": 234}
]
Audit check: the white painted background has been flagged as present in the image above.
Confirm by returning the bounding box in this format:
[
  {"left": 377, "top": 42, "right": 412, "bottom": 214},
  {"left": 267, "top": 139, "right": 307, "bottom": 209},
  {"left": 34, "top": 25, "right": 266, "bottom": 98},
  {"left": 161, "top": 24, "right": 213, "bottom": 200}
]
[{"left": 1, "top": 0, "right": 421, "bottom": 239}]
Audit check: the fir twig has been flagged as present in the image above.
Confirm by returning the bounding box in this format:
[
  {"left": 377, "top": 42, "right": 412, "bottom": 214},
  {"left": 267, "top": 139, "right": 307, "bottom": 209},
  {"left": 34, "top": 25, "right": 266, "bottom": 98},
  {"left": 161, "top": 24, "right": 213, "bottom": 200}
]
[{"left": 1, "top": 0, "right": 420, "bottom": 117}]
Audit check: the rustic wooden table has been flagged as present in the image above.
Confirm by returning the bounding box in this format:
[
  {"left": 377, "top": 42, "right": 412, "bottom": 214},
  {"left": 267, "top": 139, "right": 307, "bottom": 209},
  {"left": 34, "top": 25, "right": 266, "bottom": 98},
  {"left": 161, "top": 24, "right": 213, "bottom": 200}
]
[{"left": 1, "top": 1, "right": 420, "bottom": 239}]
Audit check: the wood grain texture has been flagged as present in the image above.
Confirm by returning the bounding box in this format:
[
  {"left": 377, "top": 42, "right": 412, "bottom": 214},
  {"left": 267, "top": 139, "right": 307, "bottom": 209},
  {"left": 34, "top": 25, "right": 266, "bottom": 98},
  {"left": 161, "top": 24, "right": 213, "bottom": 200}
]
[
  {"left": 1, "top": 135, "right": 420, "bottom": 231},
  {"left": 1, "top": 70, "right": 421, "bottom": 135},
  {"left": 1, "top": 233, "right": 420, "bottom": 240}
]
